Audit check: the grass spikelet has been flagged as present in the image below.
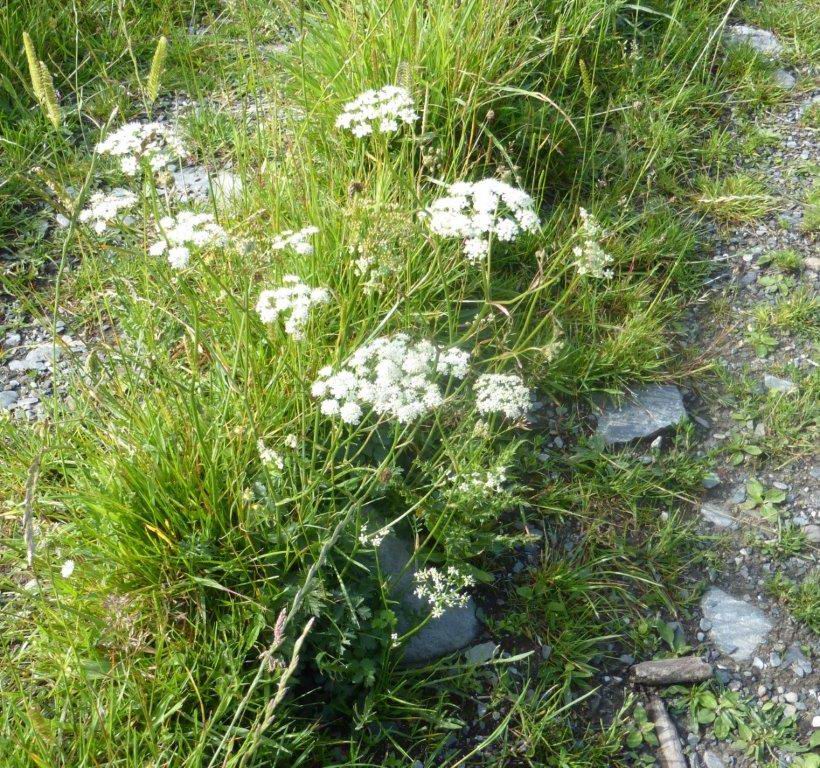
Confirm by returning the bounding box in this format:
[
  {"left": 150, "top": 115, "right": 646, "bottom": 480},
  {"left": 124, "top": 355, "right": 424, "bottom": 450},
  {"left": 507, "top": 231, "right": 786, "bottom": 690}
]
[
  {"left": 579, "top": 58, "right": 595, "bottom": 99},
  {"left": 146, "top": 35, "right": 168, "bottom": 103},
  {"left": 22, "top": 32, "right": 45, "bottom": 105},
  {"left": 37, "top": 61, "right": 61, "bottom": 128}
]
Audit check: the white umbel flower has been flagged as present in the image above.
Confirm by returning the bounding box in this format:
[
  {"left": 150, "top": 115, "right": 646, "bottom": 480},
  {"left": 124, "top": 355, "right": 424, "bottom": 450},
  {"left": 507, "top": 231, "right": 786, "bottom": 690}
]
[
  {"left": 313, "top": 334, "right": 470, "bottom": 425},
  {"left": 60, "top": 559, "right": 75, "bottom": 578},
  {"left": 255, "top": 275, "right": 329, "bottom": 339},
  {"left": 149, "top": 211, "right": 227, "bottom": 269},
  {"left": 474, "top": 373, "right": 531, "bottom": 419},
  {"left": 257, "top": 439, "right": 284, "bottom": 471},
  {"left": 335, "top": 85, "right": 419, "bottom": 138},
  {"left": 78, "top": 188, "right": 137, "bottom": 234},
  {"left": 572, "top": 208, "right": 613, "bottom": 279},
  {"left": 413, "top": 566, "right": 474, "bottom": 618},
  {"left": 95, "top": 121, "right": 186, "bottom": 176},
  {"left": 271, "top": 226, "right": 319, "bottom": 255},
  {"left": 423, "top": 178, "right": 540, "bottom": 262}
]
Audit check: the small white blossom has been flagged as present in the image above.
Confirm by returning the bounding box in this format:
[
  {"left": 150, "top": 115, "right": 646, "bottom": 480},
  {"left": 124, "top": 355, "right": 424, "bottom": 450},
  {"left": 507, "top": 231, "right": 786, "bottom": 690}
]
[
  {"left": 358, "top": 522, "right": 388, "bottom": 548},
  {"left": 149, "top": 211, "right": 228, "bottom": 269},
  {"left": 572, "top": 208, "right": 613, "bottom": 278},
  {"left": 423, "top": 178, "right": 540, "bottom": 262},
  {"left": 95, "top": 121, "right": 186, "bottom": 176},
  {"left": 257, "top": 439, "right": 284, "bottom": 471},
  {"left": 474, "top": 373, "right": 531, "bottom": 419},
  {"left": 335, "top": 85, "right": 418, "bottom": 138},
  {"left": 312, "top": 334, "right": 470, "bottom": 425},
  {"left": 78, "top": 188, "right": 137, "bottom": 234},
  {"left": 284, "top": 434, "right": 299, "bottom": 449},
  {"left": 271, "top": 226, "right": 318, "bottom": 255},
  {"left": 255, "top": 275, "right": 329, "bottom": 339},
  {"left": 454, "top": 466, "right": 508, "bottom": 496},
  {"left": 413, "top": 566, "right": 474, "bottom": 618},
  {"left": 60, "top": 560, "right": 75, "bottom": 578}
]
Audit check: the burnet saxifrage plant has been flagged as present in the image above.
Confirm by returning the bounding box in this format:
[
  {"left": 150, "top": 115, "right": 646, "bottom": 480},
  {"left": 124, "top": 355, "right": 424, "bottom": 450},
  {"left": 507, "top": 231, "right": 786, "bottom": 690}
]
[{"left": 71, "top": 82, "right": 539, "bottom": 669}]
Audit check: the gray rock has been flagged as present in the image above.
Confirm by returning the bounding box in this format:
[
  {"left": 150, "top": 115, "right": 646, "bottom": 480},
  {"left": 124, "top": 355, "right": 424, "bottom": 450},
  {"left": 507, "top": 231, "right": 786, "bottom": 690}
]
[
  {"left": 725, "top": 25, "right": 783, "bottom": 57},
  {"left": 784, "top": 645, "right": 812, "bottom": 678},
  {"left": 763, "top": 373, "right": 796, "bottom": 393},
  {"left": 729, "top": 484, "right": 747, "bottom": 505},
  {"left": 377, "top": 535, "right": 480, "bottom": 664},
  {"left": 170, "top": 166, "right": 243, "bottom": 208},
  {"left": 701, "top": 588, "right": 772, "bottom": 661},
  {"left": 703, "top": 750, "right": 725, "bottom": 768},
  {"left": 803, "top": 524, "right": 820, "bottom": 544},
  {"left": 2, "top": 332, "right": 21, "bottom": 349},
  {"left": 464, "top": 641, "right": 498, "bottom": 665},
  {"left": 0, "top": 390, "right": 19, "bottom": 410},
  {"left": 773, "top": 69, "right": 796, "bottom": 90},
  {"left": 594, "top": 384, "right": 686, "bottom": 445},
  {"left": 700, "top": 503, "right": 737, "bottom": 530},
  {"left": 7, "top": 343, "right": 61, "bottom": 373}
]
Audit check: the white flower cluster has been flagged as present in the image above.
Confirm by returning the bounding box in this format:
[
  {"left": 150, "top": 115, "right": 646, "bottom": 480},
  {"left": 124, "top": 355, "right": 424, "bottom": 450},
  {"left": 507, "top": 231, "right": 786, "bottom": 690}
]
[
  {"left": 474, "top": 373, "right": 531, "bottom": 420},
  {"left": 423, "top": 178, "right": 540, "bottom": 262},
  {"left": 148, "top": 211, "right": 228, "bottom": 269},
  {"left": 413, "top": 566, "right": 474, "bottom": 618},
  {"left": 257, "top": 439, "right": 284, "bottom": 471},
  {"left": 95, "top": 121, "right": 186, "bottom": 176},
  {"left": 572, "top": 207, "right": 613, "bottom": 279},
  {"left": 255, "top": 275, "right": 330, "bottom": 339},
  {"left": 335, "top": 85, "right": 419, "bottom": 138},
  {"left": 78, "top": 188, "right": 137, "bottom": 234},
  {"left": 311, "top": 334, "right": 470, "bottom": 425},
  {"left": 454, "top": 466, "right": 508, "bottom": 496},
  {"left": 271, "top": 226, "right": 319, "bottom": 255},
  {"left": 358, "top": 522, "right": 388, "bottom": 549}
]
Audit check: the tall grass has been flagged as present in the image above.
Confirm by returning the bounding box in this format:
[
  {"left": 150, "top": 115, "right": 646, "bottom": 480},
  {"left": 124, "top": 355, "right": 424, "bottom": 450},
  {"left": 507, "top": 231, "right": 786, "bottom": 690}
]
[{"left": 0, "top": 0, "right": 782, "bottom": 765}]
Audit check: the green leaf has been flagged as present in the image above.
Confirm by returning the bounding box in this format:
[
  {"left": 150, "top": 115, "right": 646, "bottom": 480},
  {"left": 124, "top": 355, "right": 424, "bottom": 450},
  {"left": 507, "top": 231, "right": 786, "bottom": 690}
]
[
  {"left": 697, "top": 709, "right": 716, "bottom": 724},
  {"left": 700, "top": 692, "right": 718, "bottom": 709},
  {"left": 626, "top": 730, "right": 643, "bottom": 749}
]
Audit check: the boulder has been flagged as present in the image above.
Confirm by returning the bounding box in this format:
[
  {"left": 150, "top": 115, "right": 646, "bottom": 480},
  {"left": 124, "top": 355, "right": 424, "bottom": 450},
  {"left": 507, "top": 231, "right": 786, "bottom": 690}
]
[{"left": 377, "top": 535, "right": 480, "bottom": 664}]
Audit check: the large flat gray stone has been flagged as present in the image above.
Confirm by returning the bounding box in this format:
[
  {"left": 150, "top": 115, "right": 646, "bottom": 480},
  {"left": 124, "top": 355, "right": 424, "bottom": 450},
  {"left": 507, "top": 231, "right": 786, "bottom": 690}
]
[
  {"left": 701, "top": 588, "right": 772, "bottom": 661},
  {"left": 594, "top": 384, "right": 686, "bottom": 445},
  {"left": 377, "top": 535, "right": 480, "bottom": 664},
  {"left": 725, "top": 25, "right": 783, "bottom": 57}
]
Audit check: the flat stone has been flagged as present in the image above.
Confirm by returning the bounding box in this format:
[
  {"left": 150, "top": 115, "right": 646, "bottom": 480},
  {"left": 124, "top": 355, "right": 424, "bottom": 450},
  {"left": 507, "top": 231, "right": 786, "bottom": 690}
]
[
  {"left": 784, "top": 645, "right": 812, "bottom": 678},
  {"left": 594, "top": 384, "right": 686, "bottom": 445},
  {"left": 763, "top": 374, "right": 796, "bottom": 393},
  {"left": 0, "top": 390, "right": 19, "bottom": 409},
  {"left": 725, "top": 25, "right": 783, "bottom": 57},
  {"left": 703, "top": 750, "right": 725, "bottom": 768},
  {"left": 773, "top": 69, "right": 796, "bottom": 90},
  {"left": 377, "top": 534, "right": 480, "bottom": 664},
  {"left": 804, "top": 525, "right": 820, "bottom": 544},
  {"left": 701, "top": 588, "right": 772, "bottom": 661},
  {"left": 170, "top": 166, "right": 243, "bottom": 208},
  {"left": 701, "top": 503, "right": 737, "bottom": 530},
  {"left": 7, "top": 343, "right": 61, "bottom": 372},
  {"left": 464, "top": 641, "right": 498, "bottom": 665}
]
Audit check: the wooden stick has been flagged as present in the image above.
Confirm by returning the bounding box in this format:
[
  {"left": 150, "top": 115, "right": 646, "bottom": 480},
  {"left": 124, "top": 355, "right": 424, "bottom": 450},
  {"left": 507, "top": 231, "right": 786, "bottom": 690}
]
[
  {"left": 631, "top": 656, "right": 713, "bottom": 686},
  {"left": 647, "top": 694, "right": 687, "bottom": 768}
]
